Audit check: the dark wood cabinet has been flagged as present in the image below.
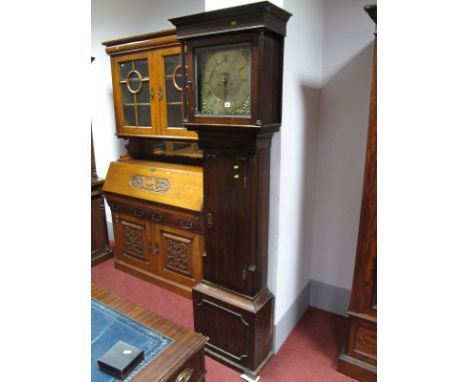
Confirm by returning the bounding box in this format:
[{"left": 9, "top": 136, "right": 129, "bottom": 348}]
[
  {"left": 91, "top": 130, "right": 113, "bottom": 266},
  {"left": 338, "top": 5, "right": 377, "bottom": 381},
  {"left": 171, "top": 2, "right": 291, "bottom": 378}
]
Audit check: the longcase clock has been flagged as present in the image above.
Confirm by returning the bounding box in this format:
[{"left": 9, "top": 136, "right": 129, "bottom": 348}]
[
  {"left": 170, "top": 2, "right": 291, "bottom": 379},
  {"left": 337, "top": 5, "right": 377, "bottom": 382}
]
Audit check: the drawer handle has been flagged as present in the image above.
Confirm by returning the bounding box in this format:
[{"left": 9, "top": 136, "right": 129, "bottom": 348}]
[
  {"left": 175, "top": 368, "right": 193, "bottom": 382},
  {"left": 110, "top": 202, "right": 120, "bottom": 211},
  {"left": 181, "top": 220, "right": 193, "bottom": 230},
  {"left": 133, "top": 208, "right": 144, "bottom": 217},
  {"left": 152, "top": 213, "right": 163, "bottom": 223}
]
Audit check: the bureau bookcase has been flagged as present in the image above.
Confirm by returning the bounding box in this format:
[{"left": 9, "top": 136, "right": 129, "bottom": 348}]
[{"left": 102, "top": 31, "right": 204, "bottom": 298}]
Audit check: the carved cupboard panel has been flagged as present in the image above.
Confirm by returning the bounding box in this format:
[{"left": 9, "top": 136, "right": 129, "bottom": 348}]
[
  {"left": 113, "top": 213, "right": 153, "bottom": 272},
  {"left": 155, "top": 223, "right": 203, "bottom": 288}
]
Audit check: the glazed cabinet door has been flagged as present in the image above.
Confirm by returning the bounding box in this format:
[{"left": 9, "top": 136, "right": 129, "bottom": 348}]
[
  {"left": 154, "top": 46, "right": 197, "bottom": 139},
  {"left": 112, "top": 212, "right": 154, "bottom": 272},
  {"left": 153, "top": 223, "right": 203, "bottom": 288},
  {"left": 203, "top": 152, "right": 251, "bottom": 294},
  {"left": 110, "top": 51, "right": 158, "bottom": 137}
]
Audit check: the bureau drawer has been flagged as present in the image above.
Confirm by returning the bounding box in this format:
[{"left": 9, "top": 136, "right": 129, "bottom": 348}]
[
  {"left": 149, "top": 207, "right": 202, "bottom": 233},
  {"left": 166, "top": 347, "right": 205, "bottom": 382},
  {"left": 107, "top": 195, "right": 202, "bottom": 233}
]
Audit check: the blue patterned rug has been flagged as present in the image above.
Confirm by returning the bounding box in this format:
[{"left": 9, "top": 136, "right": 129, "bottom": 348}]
[{"left": 91, "top": 299, "right": 173, "bottom": 382}]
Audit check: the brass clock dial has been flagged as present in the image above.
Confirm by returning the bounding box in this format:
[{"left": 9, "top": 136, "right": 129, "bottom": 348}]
[{"left": 196, "top": 44, "right": 251, "bottom": 116}]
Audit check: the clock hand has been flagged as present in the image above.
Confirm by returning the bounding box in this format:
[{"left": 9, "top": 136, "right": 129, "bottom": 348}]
[{"left": 223, "top": 73, "right": 228, "bottom": 103}]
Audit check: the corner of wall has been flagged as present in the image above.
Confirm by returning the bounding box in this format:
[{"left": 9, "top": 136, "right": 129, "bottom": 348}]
[
  {"left": 309, "top": 279, "right": 351, "bottom": 316},
  {"left": 273, "top": 281, "right": 310, "bottom": 353}
]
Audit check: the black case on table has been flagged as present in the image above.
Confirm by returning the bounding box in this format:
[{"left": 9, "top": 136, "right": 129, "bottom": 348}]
[{"left": 97, "top": 340, "right": 144, "bottom": 380}]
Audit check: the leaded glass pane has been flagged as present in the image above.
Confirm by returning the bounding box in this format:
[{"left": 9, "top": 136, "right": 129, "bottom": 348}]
[
  {"left": 136, "top": 82, "right": 150, "bottom": 103},
  {"left": 119, "top": 61, "right": 132, "bottom": 80},
  {"left": 134, "top": 59, "right": 148, "bottom": 78},
  {"left": 123, "top": 105, "right": 136, "bottom": 126},
  {"left": 127, "top": 72, "right": 141, "bottom": 93},
  {"left": 120, "top": 84, "right": 133, "bottom": 104},
  {"left": 165, "top": 78, "right": 180, "bottom": 103},
  {"left": 137, "top": 105, "right": 151, "bottom": 127},
  {"left": 166, "top": 104, "right": 182, "bottom": 127},
  {"left": 164, "top": 55, "right": 180, "bottom": 77}
]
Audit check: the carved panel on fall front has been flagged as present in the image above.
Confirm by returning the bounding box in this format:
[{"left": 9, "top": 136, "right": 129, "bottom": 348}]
[{"left": 129, "top": 174, "right": 171, "bottom": 194}]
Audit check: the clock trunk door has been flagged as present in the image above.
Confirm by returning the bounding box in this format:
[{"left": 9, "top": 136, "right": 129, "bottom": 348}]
[{"left": 203, "top": 152, "right": 250, "bottom": 294}]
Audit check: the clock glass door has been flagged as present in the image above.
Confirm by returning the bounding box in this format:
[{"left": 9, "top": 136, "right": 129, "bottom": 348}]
[{"left": 195, "top": 43, "right": 251, "bottom": 116}]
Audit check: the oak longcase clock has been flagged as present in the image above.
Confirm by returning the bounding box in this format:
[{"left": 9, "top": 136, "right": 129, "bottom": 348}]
[{"left": 171, "top": 2, "right": 291, "bottom": 379}]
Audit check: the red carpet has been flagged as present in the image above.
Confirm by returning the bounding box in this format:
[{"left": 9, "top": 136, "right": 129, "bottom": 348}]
[{"left": 92, "top": 259, "right": 356, "bottom": 381}]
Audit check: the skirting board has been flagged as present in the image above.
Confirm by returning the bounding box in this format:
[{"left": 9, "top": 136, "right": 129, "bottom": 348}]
[
  {"left": 273, "top": 280, "right": 351, "bottom": 353},
  {"left": 273, "top": 283, "right": 310, "bottom": 353},
  {"left": 308, "top": 279, "right": 351, "bottom": 317}
]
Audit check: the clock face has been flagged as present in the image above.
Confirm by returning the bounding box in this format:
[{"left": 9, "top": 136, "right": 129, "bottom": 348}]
[{"left": 196, "top": 44, "right": 251, "bottom": 116}]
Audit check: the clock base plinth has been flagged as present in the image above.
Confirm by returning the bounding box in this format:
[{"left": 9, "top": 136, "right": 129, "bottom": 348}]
[{"left": 192, "top": 282, "right": 274, "bottom": 375}]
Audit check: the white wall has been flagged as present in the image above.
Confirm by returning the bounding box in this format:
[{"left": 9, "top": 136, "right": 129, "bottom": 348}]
[
  {"left": 206, "top": 0, "right": 282, "bottom": 10},
  {"left": 273, "top": 0, "right": 323, "bottom": 322},
  {"left": 308, "top": 0, "right": 376, "bottom": 291}
]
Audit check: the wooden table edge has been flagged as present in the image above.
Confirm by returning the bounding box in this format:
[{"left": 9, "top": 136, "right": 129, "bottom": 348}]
[{"left": 91, "top": 283, "right": 207, "bottom": 381}]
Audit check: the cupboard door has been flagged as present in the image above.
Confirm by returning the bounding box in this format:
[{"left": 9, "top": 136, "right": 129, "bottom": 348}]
[
  {"left": 153, "top": 223, "right": 203, "bottom": 288},
  {"left": 111, "top": 51, "right": 158, "bottom": 136},
  {"left": 155, "top": 46, "right": 197, "bottom": 139},
  {"left": 112, "top": 212, "right": 153, "bottom": 271},
  {"left": 203, "top": 153, "right": 251, "bottom": 294}
]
